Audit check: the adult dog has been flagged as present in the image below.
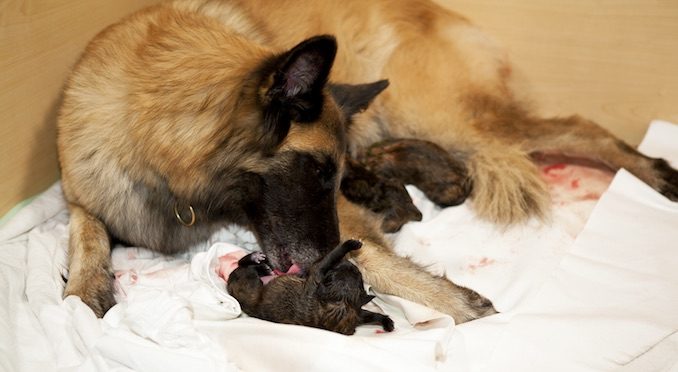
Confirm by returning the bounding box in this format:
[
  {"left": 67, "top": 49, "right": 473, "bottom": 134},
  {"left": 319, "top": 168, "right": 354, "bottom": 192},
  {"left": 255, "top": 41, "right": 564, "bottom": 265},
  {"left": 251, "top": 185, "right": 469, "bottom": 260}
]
[{"left": 57, "top": 0, "right": 677, "bottom": 321}]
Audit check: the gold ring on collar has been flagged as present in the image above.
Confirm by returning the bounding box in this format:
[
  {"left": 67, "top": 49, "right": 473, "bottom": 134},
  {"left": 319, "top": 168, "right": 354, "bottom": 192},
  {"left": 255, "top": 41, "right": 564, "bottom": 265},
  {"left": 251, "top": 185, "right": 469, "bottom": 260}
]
[{"left": 174, "top": 203, "right": 196, "bottom": 227}]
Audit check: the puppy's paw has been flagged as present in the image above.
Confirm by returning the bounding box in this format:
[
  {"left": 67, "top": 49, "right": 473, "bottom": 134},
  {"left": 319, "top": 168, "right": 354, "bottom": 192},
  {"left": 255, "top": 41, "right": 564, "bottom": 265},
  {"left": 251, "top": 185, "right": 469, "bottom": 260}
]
[
  {"left": 239, "top": 252, "right": 267, "bottom": 266},
  {"left": 250, "top": 251, "right": 267, "bottom": 264},
  {"left": 381, "top": 203, "right": 422, "bottom": 233},
  {"left": 381, "top": 316, "right": 395, "bottom": 332},
  {"left": 421, "top": 177, "right": 473, "bottom": 207},
  {"left": 238, "top": 252, "right": 274, "bottom": 276},
  {"left": 341, "top": 239, "right": 363, "bottom": 251}
]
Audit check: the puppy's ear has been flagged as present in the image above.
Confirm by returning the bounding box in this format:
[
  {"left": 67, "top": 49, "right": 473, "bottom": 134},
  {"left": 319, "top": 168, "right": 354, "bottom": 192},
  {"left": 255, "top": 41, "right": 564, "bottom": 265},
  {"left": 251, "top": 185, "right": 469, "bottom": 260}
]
[
  {"left": 260, "top": 35, "right": 337, "bottom": 149},
  {"left": 329, "top": 80, "right": 389, "bottom": 121},
  {"left": 361, "top": 294, "right": 376, "bottom": 306}
]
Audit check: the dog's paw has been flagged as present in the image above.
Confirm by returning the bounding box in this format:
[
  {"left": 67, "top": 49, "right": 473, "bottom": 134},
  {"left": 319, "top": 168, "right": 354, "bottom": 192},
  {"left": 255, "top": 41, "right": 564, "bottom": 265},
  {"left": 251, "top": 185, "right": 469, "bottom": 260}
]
[
  {"left": 460, "top": 286, "right": 498, "bottom": 321},
  {"left": 63, "top": 269, "right": 116, "bottom": 318},
  {"left": 654, "top": 158, "right": 678, "bottom": 201}
]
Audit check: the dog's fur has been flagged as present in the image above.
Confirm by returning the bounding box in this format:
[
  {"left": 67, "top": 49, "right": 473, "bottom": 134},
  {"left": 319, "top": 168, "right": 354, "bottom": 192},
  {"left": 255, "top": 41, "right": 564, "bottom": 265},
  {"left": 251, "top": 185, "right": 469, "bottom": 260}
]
[
  {"left": 57, "top": 0, "right": 677, "bottom": 321},
  {"left": 227, "top": 240, "right": 394, "bottom": 335}
]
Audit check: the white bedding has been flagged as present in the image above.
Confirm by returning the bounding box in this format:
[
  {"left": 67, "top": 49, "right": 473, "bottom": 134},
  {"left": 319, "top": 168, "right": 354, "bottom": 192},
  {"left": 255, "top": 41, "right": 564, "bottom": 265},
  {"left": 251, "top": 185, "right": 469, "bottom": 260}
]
[{"left": 1, "top": 120, "right": 677, "bottom": 372}]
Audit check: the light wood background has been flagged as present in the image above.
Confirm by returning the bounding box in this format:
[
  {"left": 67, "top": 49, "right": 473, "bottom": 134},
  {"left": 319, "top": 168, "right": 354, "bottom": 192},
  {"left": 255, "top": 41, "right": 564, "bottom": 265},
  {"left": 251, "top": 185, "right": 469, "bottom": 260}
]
[
  {"left": 0, "top": 0, "right": 161, "bottom": 216},
  {"left": 440, "top": 0, "right": 678, "bottom": 143},
  {"left": 2, "top": 1, "right": 678, "bottom": 216}
]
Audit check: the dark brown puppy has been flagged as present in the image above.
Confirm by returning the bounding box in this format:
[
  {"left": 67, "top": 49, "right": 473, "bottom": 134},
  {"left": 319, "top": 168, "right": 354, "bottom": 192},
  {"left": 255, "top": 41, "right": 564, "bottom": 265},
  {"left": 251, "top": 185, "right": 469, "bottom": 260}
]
[
  {"left": 341, "top": 158, "right": 422, "bottom": 233},
  {"left": 362, "top": 139, "right": 473, "bottom": 208},
  {"left": 341, "top": 139, "right": 472, "bottom": 232},
  {"left": 227, "top": 240, "right": 394, "bottom": 335}
]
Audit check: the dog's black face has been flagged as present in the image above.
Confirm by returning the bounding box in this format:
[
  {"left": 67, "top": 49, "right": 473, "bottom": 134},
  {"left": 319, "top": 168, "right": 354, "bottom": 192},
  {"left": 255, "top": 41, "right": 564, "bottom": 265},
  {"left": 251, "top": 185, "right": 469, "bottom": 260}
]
[
  {"left": 247, "top": 151, "right": 341, "bottom": 271},
  {"left": 237, "top": 35, "right": 389, "bottom": 272}
]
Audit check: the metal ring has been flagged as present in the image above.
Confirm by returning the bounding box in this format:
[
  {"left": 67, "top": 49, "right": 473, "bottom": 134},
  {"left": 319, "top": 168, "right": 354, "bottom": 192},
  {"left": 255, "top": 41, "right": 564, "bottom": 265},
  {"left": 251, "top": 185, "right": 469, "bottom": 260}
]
[{"left": 174, "top": 203, "right": 196, "bottom": 227}]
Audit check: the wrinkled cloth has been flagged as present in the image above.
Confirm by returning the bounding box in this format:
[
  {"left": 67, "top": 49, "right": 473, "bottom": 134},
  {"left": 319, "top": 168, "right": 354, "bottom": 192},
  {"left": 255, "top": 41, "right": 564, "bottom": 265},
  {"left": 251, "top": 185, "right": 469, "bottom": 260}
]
[{"left": 1, "top": 120, "right": 677, "bottom": 371}]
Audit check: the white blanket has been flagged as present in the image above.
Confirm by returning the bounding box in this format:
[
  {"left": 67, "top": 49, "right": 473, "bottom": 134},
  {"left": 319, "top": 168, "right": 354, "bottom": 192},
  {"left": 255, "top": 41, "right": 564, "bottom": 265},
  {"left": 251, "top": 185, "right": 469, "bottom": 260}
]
[{"left": 1, "top": 121, "right": 677, "bottom": 372}]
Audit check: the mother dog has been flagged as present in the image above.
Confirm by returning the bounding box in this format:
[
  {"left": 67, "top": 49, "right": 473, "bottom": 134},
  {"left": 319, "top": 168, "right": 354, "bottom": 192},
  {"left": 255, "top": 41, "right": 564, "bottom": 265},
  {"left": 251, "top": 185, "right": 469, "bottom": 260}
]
[{"left": 57, "top": 0, "right": 677, "bottom": 321}]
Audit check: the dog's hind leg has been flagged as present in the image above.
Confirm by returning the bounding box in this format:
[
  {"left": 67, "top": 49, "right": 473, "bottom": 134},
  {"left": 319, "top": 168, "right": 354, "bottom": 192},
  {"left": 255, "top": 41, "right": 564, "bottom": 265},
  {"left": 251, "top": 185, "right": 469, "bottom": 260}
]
[
  {"left": 523, "top": 115, "right": 678, "bottom": 200},
  {"left": 475, "top": 104, "right": 678, "bottom": 201},
  {"left": 63, "top": 204, "right": 116, "bottom": 317},
  {"left": 338, "top": 195, "right": 497, "bottom": 323}
]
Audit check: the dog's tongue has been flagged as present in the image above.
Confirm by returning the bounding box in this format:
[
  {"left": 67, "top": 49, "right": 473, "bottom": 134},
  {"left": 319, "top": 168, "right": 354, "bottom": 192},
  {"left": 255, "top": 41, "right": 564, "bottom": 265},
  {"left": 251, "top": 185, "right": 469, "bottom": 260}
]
[{"left": 273, "top": 263, "right": 302, "bottom": 276}]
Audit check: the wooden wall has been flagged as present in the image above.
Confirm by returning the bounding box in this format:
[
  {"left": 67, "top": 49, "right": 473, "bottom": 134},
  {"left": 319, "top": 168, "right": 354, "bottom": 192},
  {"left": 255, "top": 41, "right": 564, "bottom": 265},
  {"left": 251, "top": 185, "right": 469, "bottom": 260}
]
[
  {"left": 439, "top": 0, "right": 678, "bottom": 144},
  {"left": 1, "top": 0, "right": 677, "bottom": 216},
  {"left": 0, "top": 0, "right": 160, "bottom": 216}
]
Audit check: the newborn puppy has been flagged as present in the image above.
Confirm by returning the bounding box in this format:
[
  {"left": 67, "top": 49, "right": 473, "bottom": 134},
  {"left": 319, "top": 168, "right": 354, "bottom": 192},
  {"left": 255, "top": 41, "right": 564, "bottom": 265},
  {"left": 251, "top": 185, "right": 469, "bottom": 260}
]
[
  {"left": 341, "top": 158, "right": 422, "bottom": 233},
  {"left": 341, "top": 138, "right": 473, "bottom": 232},
  {"left": 227, "top": 240, "right": 394, "bottom": 335},
  {"left": 362, "top": 139, "right": 473, "bottom": 208}
]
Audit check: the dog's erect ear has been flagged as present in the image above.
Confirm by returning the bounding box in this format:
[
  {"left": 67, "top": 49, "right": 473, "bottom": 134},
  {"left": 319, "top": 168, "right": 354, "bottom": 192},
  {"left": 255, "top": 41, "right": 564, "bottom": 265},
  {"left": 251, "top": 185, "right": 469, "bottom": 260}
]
[
  {"left": 329, "top": 80, "right": 389, "bottom": 120},
  {"left": 270, "top": 35, "right": 337, "bottom": 112},
  {"left": 261, "top": 35, "right": 337, "bottom": 149}
]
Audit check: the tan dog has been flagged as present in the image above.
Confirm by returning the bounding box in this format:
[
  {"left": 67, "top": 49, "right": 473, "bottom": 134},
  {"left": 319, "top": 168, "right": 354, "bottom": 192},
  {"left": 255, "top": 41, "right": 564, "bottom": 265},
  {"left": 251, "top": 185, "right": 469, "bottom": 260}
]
[{"left": 57, "top": 0, "right": 676, "bottom": 322}]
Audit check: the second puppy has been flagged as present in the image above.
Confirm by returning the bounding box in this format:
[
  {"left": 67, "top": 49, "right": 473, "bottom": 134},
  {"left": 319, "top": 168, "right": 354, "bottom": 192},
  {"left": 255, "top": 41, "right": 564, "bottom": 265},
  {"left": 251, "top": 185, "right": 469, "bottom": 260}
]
[{"left": 227, "top": 240, "right": 394, "bottom": 335}]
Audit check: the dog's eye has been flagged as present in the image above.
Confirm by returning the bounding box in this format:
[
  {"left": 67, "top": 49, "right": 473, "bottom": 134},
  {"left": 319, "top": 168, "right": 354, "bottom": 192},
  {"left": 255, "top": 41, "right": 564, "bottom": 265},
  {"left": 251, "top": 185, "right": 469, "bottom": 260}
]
[{"left": 316, "top": 161, "right": 337, "bottom": 190}]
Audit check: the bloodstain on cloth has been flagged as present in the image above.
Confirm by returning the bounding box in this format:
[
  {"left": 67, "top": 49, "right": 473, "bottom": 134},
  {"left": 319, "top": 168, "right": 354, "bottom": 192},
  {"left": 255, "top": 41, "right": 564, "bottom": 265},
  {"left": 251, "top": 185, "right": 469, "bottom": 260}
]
[
  {"left": 538, "top": 162, "right": 614, "bottom": 205},
  {"left": 466, "top": 257, "right": 496, "bottom": 274}
]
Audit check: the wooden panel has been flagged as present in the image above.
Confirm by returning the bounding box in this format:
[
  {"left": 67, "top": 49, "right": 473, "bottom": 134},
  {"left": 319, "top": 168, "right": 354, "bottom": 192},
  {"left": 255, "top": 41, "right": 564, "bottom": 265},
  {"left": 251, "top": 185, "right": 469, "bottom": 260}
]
[
  {"left": 438, "top": 0, "right": 678, "bottom": 145},
  {"left": 0, "top": 0, "right": 160, "bottom": 216}
]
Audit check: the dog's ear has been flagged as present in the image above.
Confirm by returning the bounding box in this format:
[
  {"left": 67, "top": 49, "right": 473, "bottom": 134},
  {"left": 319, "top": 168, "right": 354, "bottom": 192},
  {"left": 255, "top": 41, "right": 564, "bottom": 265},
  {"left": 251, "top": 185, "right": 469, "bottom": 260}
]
[
  {"left": 361, "top": 294, "right": 375, "bottom": 306},
  {"left": 329, "top": 80, "right": 389, "bottom": 120},
  {"left": 261, "top": 35, "right": 337, "bottom": 149}
]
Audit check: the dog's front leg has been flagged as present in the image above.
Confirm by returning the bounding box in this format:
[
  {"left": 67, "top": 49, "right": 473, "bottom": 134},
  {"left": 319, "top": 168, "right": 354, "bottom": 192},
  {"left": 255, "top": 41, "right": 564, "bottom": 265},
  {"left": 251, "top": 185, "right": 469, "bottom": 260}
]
[
  {"left": 63, "top": 204, "right": 116, "bottom": 317},
  {"left": 337, "top": 195, "right": 497, "bottom": 324}
]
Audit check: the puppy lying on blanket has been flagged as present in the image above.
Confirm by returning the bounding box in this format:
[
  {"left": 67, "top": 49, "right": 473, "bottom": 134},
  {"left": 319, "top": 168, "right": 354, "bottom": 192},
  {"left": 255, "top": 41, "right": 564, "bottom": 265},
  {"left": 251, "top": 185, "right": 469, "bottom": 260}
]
[{"left": 227, "top": 240, "right": 394, "bottom": 335}]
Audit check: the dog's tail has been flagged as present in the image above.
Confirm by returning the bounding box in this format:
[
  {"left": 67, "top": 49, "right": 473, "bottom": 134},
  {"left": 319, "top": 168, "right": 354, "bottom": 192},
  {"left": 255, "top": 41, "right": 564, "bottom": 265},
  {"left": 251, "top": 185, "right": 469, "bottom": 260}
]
[{"left": 466, "top": 140, "right": 550, "bottom": 225}]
